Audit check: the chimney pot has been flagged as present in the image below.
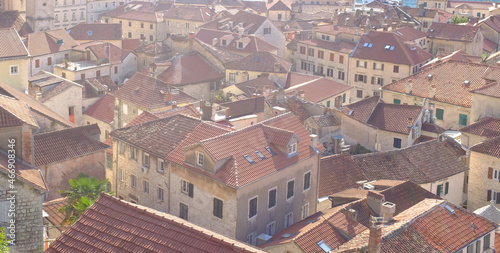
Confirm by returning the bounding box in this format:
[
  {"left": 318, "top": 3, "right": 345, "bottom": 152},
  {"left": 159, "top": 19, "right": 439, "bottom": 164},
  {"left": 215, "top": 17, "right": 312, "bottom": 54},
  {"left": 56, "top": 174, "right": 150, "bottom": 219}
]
[
  {"left": 368, "top": 224, "right": 382, "bottom": 253},
  {"left": 309, "top": 134, "right": 318, "bottom": 151}
]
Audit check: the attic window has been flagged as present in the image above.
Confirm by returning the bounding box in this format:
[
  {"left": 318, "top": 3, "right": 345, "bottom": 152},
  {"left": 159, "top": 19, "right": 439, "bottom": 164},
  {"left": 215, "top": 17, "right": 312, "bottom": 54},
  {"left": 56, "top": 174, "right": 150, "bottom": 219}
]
[
  {"left": 363, "top": 43, "right": 373, "bottom": 48},
  {"left": 88, "top": 30, "right": 92, "bottom": 35},
  {"left": 255, "top": 150, "right": 266, "bottom": 160},
  {"left": 265, "top": 146, "right": 277, "bottom": 156},
  {"left": 288, "top": 143, "right": 297, "bottom": 155},
  {"left": 317, "top": 240, "right": 332, "bottom": 252},
  {"left": 390, "top": 46, "right": 395, "bottom": 50},
  {"left": 238, "top": 42, "right": 244, "bottom": 49},
  {"left": 222, "top": 40, "right": 227, "bottom": 46},
  {"left": 243, "top": 155, "right": 256, "bottom": 165}
]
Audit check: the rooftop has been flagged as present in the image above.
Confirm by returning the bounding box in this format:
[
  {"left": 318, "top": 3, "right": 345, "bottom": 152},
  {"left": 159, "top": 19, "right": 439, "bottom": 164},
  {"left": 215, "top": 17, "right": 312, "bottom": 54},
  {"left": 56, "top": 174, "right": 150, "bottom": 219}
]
[
  {"left": 226, "top": 51, "right": 292, "bottom": 73},
  {"left": 0, "top": 28, "right": 28, "bottom": 58},
  {"left": 460, "top": 117, "right": 500, "bottom": 138},
  {"left": 427, "top": 22, "right": 479, "bottom": 42},
  {"left": 68, "top": 23, "right": 122, "bottom": 41},
  {"left": 83, "top": 94, "right": 115, "bottom": 124},
  {"left": 285, "top": 77, "right": 352, "bottom": 104},
  {"left": 157, "top": 52, "right": 224, "bottom": 85},
  {"left": 470, "top": 135, "right": 500, "bottom": 158}
]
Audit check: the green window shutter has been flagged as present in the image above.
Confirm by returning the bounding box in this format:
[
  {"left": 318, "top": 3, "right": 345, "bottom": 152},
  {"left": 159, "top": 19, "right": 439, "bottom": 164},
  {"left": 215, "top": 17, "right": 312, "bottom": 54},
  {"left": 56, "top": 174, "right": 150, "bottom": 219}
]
[
  {"left": 459, "top": 114, "right": 468, "bottom": 126},
  {"left": 436, "top": 108, "right": 444, "bottom": 120},
  {"left": 437, "top": 184, "right": 443, "bottom": 197},
  {"left": 445, "top": 182, "right": 449, "bottom": 195},
  {"left": 326, "top": 101, "right": 330, "bottom": 108},
  {"left": 342, "top": 93, "right": 346, "bottom": 103},
  {"left": 394, "top": 99, "right": 401, "bottom": 104},
  {"left": 188, "top": 183, "right": 194, "bottom": 198}
]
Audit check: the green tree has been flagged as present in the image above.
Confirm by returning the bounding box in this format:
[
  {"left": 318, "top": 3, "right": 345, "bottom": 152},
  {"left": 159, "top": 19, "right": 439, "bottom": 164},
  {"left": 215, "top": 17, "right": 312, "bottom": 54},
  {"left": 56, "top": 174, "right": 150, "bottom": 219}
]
[
  {"left": 0, "top": 227, "right": 9, "bottom": 253},
  {"left": 58, "top": 173, "right": 111, "bottom": 225},
  {"left": 451, "top": 15, "right": 468, "bottom": 24}
]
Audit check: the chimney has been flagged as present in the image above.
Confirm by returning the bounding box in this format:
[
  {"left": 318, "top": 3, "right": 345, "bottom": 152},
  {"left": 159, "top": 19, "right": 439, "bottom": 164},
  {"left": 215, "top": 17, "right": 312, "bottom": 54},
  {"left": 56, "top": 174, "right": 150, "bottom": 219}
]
[
  {"left": 225, "top": 107, "right": 231, "bottom": 118},
  {"left": 405, "top": 80, "right": 412, "bottom": 94},
  {"left": 238, "top": 22, "right": 244, "bottom": 28},
  {"left": 188, "top": 32, "right": 195, "bottom": 40},
  {"left": 238, "top": 27, "right": 244, "bottom": 37},
  {"left": 407, "top": 117, "right": 413, "bottom": 128},
  {"left": 299, "top": 90, "right": 305, "bottom": 98},
  {"left": 380, "top": 202, "right": 396, "bottom": 223},
  {"left": 228, "top": 21, "right": 233, "bottom": 29},
  {"left": 346, "top": 208, "right": 358, "bottom": 221},
  {"left": 166, "top": 93, "right": 173, "bottom": 103},
  {"left": 366, "top": 191, "right": 385, "bottom": 216},
  {"left": 427, "top": 73, "right": 433, "bottom": 80},
  {"left": 35, "top": 91, "right": 42, "bottom": 102},
  {"left": 391, "top": 21, "right": 397, "bottom": 30},
  {"left": 309, "top": 134, "right": 318, "bottom": 151},
  {"left": 429, "top": 85, "right": 437, "bottom": 98},
  {"left": 382, "top": 23, "right": 388, "bottom": 31},
  {"left": 212, "top": 38, "right": 218, "bottom": 46},
  {"left": 368, "top": 224, "right": 382, "bottom": 253},
  {"left": 274, "top": 62, "right": 281, "bottom": 73},
  {"left": 463, "top": 80, "right": 471, "bottom": 88},
  {"left": 171, "top": 101, "right": 177, "bottom": 109}
]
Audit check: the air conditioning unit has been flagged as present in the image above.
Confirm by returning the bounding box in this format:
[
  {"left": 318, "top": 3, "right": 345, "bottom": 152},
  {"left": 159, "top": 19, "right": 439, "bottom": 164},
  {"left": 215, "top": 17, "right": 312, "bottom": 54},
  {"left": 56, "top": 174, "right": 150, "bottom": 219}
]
[{"left": 141, "top": 167, "right": 149, "bottom": 174}]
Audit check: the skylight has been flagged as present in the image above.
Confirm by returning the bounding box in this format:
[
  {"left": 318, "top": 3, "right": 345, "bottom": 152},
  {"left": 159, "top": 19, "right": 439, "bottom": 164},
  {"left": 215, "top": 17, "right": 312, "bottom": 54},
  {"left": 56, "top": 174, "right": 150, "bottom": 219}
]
[
  {"left": 265, "top": 146, "right": 277, "bottom": 156},
  {"left": 317, "top": 240, "right": 332, "bottom": 252},
  {"left": 368, "top": 43, "right": 373, "bottom": 48},
  {"left": 363, "top": 42, "right": 373, "bottom": 48},
  {"left": 363, "top": 42, "right": 369, "bottom": 47},
  {"left": 243, "top": 155, "right": 256, "bottom": 165},
  {"left": 385, "top": 45, "right": 395, "bottom": 51},
  {"left": 255, "top": 150, "right": 266, "bottom": 160},
  {"left": 390, "top": 46, "right": 395, "bottom": 51}
]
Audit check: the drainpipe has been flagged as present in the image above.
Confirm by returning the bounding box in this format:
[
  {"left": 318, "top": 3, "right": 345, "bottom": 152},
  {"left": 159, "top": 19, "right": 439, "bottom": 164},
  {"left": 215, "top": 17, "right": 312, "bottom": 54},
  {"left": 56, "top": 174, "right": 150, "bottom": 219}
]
[{"left": 114, "top": 140, "right": 119, "bottom": 196}]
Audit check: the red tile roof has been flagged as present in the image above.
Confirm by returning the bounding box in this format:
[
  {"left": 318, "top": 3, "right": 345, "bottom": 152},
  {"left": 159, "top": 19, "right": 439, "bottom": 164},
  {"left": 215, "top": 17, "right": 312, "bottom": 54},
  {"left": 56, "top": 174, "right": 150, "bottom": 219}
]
[
  {"left": 87, "top": 42, "right": 132, "bottom": 65},
  {"left": 484, "top": 37, "right": 498, "bottom": 53},
  {"left": 122, "top": 38, "right": 141, "bottom": 51},
  {"left": 195, "top": 28, "right": 278, "bottom": 54},
  {"left": 315, "top": 24, "right": 362, "bottom": 36},
  {"left": 480, "top": 15, "right": 500, "bottom": 33},
  {"left": 102, "top": 1, "right": 172, "bottom": 18},
  {"left": 421, "top": 122, "right": 446, "bottom": 133},
  {"left": 68, "top": 23, "right": 122, "bottom": 41},
  {"left": 133, "top": 41, "right": 173, "bottom": 56},
  {"left": 460, "top": 117, "right": 500, "bottom": 138},
  {"left": 115, "top": 10, "right": 164, "bottom": 22},
  {"left": 471, "top": 81, "right": 500, "bottom": 98},
  {"left": 366, "top": 103, "right": 423, "bottom": 134},
  {"left": 344, "top": 96, "right": 381, "bottom": 123},
  {"left": 126, "top": 104, "right": 202, "bottom": 127},
  {"left": 158, "top": 52, "right": 223, "bottom": 86},
  {"left": 233, "top": 76, "right": 279, "bottom": 97},
  {"left": 34, "top": 124, "right": 110, "bottom": 166},
  {"left": 29, "top": 70, "right": 83, "bottom": 102},
  {"left": 24, "top": 29, "right": 78, "bottom": 57},
  {"left": 204, "top": 10, "right": 268, "bottom": 34},
  {"left": 423, "top": 49, "right": 483, "bottom": 68},
  {"left": 383, "top": 61, "right": 500, "bottom": 108},
  {"left": 427, "top": 22, "right": 479, "bottom": 42},
  {"left": 470, "top": 135, "right": 500, "bottom": 158},
  {"left": 297, "top": 39, "right": 356, "bottom": 54},
  {"left": 286, "top": 77, "right": 352, "bottom": 103},
  {"left": 43, "top": 197, "right": 68, "bottom": 231},
  {"left": 226, "top": 51, "right": 292, "bottom": 73},
  {"left": 319, "top": 153, "right": 367, "bottom": 197},
  {"left": 0, "top": 94, "right": 38, "bottom": 128},
  {"left": 163, "top": 6, "right": 215, "bottom": 22},
  {"left": 392, "top": 27, "right": 426, "bottom": 42},
  {"left": 268, "top": 0, "right": 291, "bottom": 11},
  {"left": 83, "top": 94, "right": 115, "bottom": 124},
  {"left": 285, "top": 72, "right": 319, "bottom": 89},
  {"left": 46, "top": 193, "right": 263, "bottom": 253},
  {"left": 0, "top": 153, "right": 46, "bottom": 191},
  {"left": 0, "top": 10, "right": 28, "bottom": 33},
  {"left": 351, "top": 30, "right": 432, "bottom": 65},
  {"left": 114, "top": 73, "right": 197, "bottom": 110},
  {"left": 0, "top": 28, "right": 29, "bottom": 58}
]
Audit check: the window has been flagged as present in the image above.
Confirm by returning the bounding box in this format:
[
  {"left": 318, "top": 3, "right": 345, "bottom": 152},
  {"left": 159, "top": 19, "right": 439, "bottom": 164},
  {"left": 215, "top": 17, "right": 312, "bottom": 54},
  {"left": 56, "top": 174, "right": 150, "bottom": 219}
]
[
  {"left": 317, "top": 240, "right": 332, "bottom": 252},
  {"left": 247, "top": 232, "right": 257, "bottom": 245},
  {"left": 301, "top": 61, "right": 307, "bottom": 70},
  {"left": 284, "top": 212, "right": 293, "bottom": 228},
  {"left": 266, "top": 222, "right": 276, "bottom": 236},
  {"left": 338, "top": 71, "right": 345, "bottom": 80},
  {"left": 158, "top": 159, "right": 165, "bottom": 173},
  {"left": 122, "top": 104, "right": 128, "bottom": 115},
  {"left": 249, "top": 197, "right": 258, "bottom": 219},
  {"left": 63, "top": 13, "right": 67, "bottom": 21},
  {"left": 263, "top": 28, "right": 271, "bottom": 34},
  {"left": 356, "top": 60, "right": 367, "bottom": 68},
  {"left": 393, "top": 65, "right": 399, "bottom": 73},
  {"left": 287, "top": 180, "right": 295, "bottom": 199},
  {"left": 55, "top": 14, "right": 59, "bottom": 22},
  {"left": 65, "top": 53, "right": 69, "bottom": 60},
  {"left": 167, "top": 21, "right": 171, "bottom": 27},
  {"left": 327, "top": 68, "right": 334, "bottom": 77},
  {"left": 213, "top": 198, "right": 223, "bottom": 218},
  {"left": 477, "top": 12, "right": 481, "bottom": 17},
  {"left": 437, "top": 184, "right": 443, "bottom": 197},
  {"left": 326, "top": 101, "right": 331, "bottom": 108},
  {"left": 288, "top": 143, "right": 297, "bottom": 154},
  {"left": 80, "top": 73, "right": 85, "bottom": 80},
  {"left": 330, "top": 53, "right": 334, "bottom": 61},
  {"left": 304, "top": 171, "right": 311, "bottom": 191},
  {"left": 47, "top": 57, "right": 52, "bottom": 66},
  {"left": 475, "top": 240, "right": 481, "bottom": 253},
  {"left": 484, "top": 234, "right": 491, "bottom": 250},
  {"left": 0, "top": 201, "right": 9, "bottom": 223},
  {"left": 308, "top": 63, "right": 315, "bottom": 72},
  {"left": 130, "top": 147, "right": 137, "bottom": 160},
  {"left": 128, "top": 32, "right": 132, "bottom": 38},
  {"left": 35, "top": 59, "right": 40, "bottom": 68},
  {"left": 149, "top": 35, "right": 153, "bottom": 41},
  {"left": 394, "top": 99, "right": 401, "bottom": 104},
  {"left": 181, "top": 180, "right": 194, "bottom": 198},
  {"left": 355, "top": 74, "right": 367, "bottom": 83},
  {"left": 268, "top": 188, "right": 277, "bottom": 209},
  {"left": 128, "top": 21, "right": 132, "bottom": 27},
  {"left": 114, "top": 66, "right": 118, "bottom": 74},
  {"left": 393, "top": 138, "right": 402, "bottom": 148},
  {"left": 180, "top": 203, "right": 188, "bottom": 220},
  {"left": 459, "top": 113, "right": 468, "bottom": 126},
  {"left": 141, "top": 23, "right": 144, "bottom": 28},
  {"left": 308, "top": 48, "right": 314, "bottom": 56},
  {"left": 321, "top": 34, "right": 330, "bottom": 41},
  {"left": 371, "top": 77, "right": 384, "bottom": 85},
  {"left": 238, "top": 42, "right": 243, "bottom": 48},
  {"left": 423, "top": 21, "right": 429, "bottom": 28},
  {"left": 96, "top": 70, "right": 101, "bottom": 77},
  {"left": 131, "top": 175, "right": 136, "bottom": 188},
  {"left": 119, "top": 142, "right": 125, "bottom": 155},
  {"left": 278, "top": 13, "right": 282, "bottom": 20},
  {"left": 316, "top": 66, "right": 323, "bottom": 75},
  {"left": 80, "top": 12, "right": 84, "bottom": 19},
  {"left": 339, "top": 55, "right": 344, "bottom": 64},
  {"left": 356, "top": 90, "right": 363, "bottom": 98},
  {"left": 436, "top": 108, "right": 444, "bottom": 120},
  {"left": 467, "top": 244, "right": 473, "bottom": 253},
  {"left": 143, "top": 180, "right": 149, "bottom": 194},
  {"left": 142, "top": 152, "right": 149, "bottom": 167},
  {"left": 302, "top": 203, "right": 309, "bottom": 219},
  {"left": 119, "top": 169, "right": 124, "bottom": 181},
  {"left": 318, "top": 50, "right": 324, "bottom": 59},
  {"left": 373, "top": 63, "right": 384, "bottom": 70},
  {"left": 300, "top": 46, "right": 306, "bottom": 54},
  {"left": 68, "top": 106, "right": 75, "bottom": 123},
  {"left": 196, "top": 152, "right": 204, "bottom": 166},
  {"left": 9, "top": 65, "right": 18, "bottom": 75},
  {"left": 150, "top": 24, "right": 153, "bottom": 29},
  {"left": 72, "top": 12, "right": 76, "bottom": 20},
  {"left": 185, "top": 23, "right": 189, "bottom": 28}
]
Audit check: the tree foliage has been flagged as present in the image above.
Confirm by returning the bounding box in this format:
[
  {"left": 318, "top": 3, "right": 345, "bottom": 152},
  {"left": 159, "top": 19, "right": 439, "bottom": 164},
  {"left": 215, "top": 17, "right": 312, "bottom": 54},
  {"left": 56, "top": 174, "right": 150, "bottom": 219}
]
[
  {"left": 451, "top": 15, "right": 468, "bottom": 24},
  {"left": 0, "top": 227, "right": 8, "bottom": 253},
  {"left": 58, "top": 173, "right": 111, "bottom": 225}
]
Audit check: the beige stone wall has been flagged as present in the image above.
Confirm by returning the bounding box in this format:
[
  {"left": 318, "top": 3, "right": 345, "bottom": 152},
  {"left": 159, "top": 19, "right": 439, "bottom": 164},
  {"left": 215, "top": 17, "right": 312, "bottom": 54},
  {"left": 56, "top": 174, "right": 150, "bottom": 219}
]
[
  {"left": 470, "top": 93, "right": 500, "bottom": 122},
  {"left": 106, "top": 17, "right": 166, "bottom": 42},
  {"left": 468, "top": 151, "right": 500, "bottom": 211},
  {"left": 54, "top": 0, "right": 87, "bottom": 30},
  {"left": 42, "top": 85, "right": 83, "bottom": 126},
  {"left": 226, "top": 69, "right": 288, "bottom": 87},
  {"left": 382, "top": 90, "right": 471, "bottom": 130},
  {"left": 41, "top": 151, "right": 107, "bottom": 201},
  {"left": 83, "top": 115, "right": 113, "bottom": 142},
  {"left": 32, "top": 111, "right": 70, "bottom": 133},
  {"left": 419, "top": 172, "right": 466, "bottom": 207},
  {"left": 340, "top": 115, "right": 377, "bottom": 151},
  {"left": 53, "top": 64, "right": 110, "bottom": 82},
  {"left": 0, "top": 57, "right": 29, "bottom": 92},
  {"left": 165, "top": 18, "right": 205, "bottom": 36},
  {"left": 268, "top": 10, "right": 291, "bottom": 21},
  {"left": 375, "top": 130, "right": 412, "bottom": 152},
  {"left": 113, "top": 97, "right": 174, "bottom": 129},
  {"left": 428, "top": 31, "right": 483, "bottom": 57},
  {"left": 0, "top": 173, "right": 45, "bottom": 253},
  {"left": 264, "top": 241, "right": 303, "bottom": 253},
  {"left": 235, "top": 155, "right": 319, "bottom": 243},
  {"left": 418, "top": 0, "right": 446, "bottom": 10},
  {"left": 478, "top": 23, "right": 499, "bottom": 51}
]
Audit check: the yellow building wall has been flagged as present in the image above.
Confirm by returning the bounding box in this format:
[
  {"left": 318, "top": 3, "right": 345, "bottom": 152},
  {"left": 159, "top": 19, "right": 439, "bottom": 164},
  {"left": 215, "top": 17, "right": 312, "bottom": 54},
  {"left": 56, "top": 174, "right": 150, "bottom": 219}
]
[
  {"left": 0, "top": 57, "right": 29, "bottom": 91},
  {"left": 225, "top": 69, "right": 288, "bottom": 86},
  {"left": 468, "top": 151, "right": 500, "bottom": 211}
]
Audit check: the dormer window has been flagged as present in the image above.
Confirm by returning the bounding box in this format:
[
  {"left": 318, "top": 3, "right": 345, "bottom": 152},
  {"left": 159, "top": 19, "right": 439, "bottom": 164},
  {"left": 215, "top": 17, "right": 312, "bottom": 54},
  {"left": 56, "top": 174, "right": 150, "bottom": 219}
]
[
  {"left": 197, "top": 152, "right": 204, "bottom": 166},
  {"left": 222, "top": 40, "right": 227, "bottom": 46},
  {"left": 238, "top": 42, "right": 244, "bottom": 49},
  {"left": 288, "top": 143, "right": 297, "bottom": 155}
]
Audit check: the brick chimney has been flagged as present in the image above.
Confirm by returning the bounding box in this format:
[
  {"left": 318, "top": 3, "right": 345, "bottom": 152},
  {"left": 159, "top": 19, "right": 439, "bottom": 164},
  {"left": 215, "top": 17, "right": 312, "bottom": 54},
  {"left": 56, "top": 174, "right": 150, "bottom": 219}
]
[
  {"left": 188, "top": 32, "right": 196, "bottom": 40},
  {"left": 166, "top": 93, "right": 173, "bottom": 103},
  {"left": 368, "top": 224, "right": 382, "bottom": 253}
]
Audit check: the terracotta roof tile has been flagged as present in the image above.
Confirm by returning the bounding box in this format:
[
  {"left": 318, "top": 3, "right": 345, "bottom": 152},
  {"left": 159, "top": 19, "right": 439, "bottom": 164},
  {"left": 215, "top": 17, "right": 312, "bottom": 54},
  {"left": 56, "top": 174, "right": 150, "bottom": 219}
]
[
  {"left": 351, "top": 30, "right": 432, "bottom": 66},
  {"left": 221, "top": 96, "right": 265, "bottom": 118},
  {"left": 298, "top": 39, "right": 356, "bottom": 54},
  {"left": 115, "top": 10, "right": 164, "bottom": 23},
  {"left": 484, "top": 37, "right": 498, "bottom": 53},
  {"left": 195, "top": 28, "right": 278, "bottom": 54},
  {"left": 366, "top": 103, "right": 423, "bottom": 134},
  {"left": 122, "top": 38, "right": 141, "bottom": 51},
  {"left": 310, "top": 114, "right": 341, "bottom": 127},
  {"left": 448, "top": 0, "right": 494, "bottom": 10},
  {"left": 0, "top": 153, "right": 46, "bottom": 191},
  {"left": 470, "top": 135, "right": 500, "bottom": 158},
  {"left": 68, "top": 23, "right": 122, "bottom": 41},
  {"left": 233, "top": 76, "right": 279, "bottom": 97},
  {"left": 114, "top": 73, "right": 197, "bottom": 110},
  {"left": 226, "top": 51, "right": 292, "bottom": 73},
  {"left": 392, "top": 27, "right": 426, "bottom": 42},
  {"left": 279, "top": 96, "right": 313, "bottom": 122},
  {"left": 46, "top": 193, "right": 263, "bottom": 253},
  {"left": 421, "top": 122, "right": 446, "bottom": 133},
  {"left": 34, "top": 124, "right": 110, "bottom": 166},
  {"left": 84, "top": 94, "right": 115, "bottom": 124},
  {"left": 383, "top": 61, "right": 500, "bottom": 108},
  {"left": 158, "top": 52, "right": 223, "bottom": 86},
  {"left": 126, "top": 104, "right": 202, "bottom": 127},
  {"left": 202, "top": 10, "right": 268, "bottom": 34},
  {"left": 480, "top": 15, "right": 500, "bottom": 33},
  {"left": 43, "top": 197, "right": 68, "bottom": 231},
  {"left": 285, "top": 72, "right": 318, "bottom": 89},
  {"left": 427, "top": 22, "right": 479, "bottom": 42},
  {"left": 319, "top": 153, "right": 367, "bottom": 197},
  {"left": 0, "top": 94, "right": 37, "bottom": 128},
  {"left": 344, "top": 96, "right": 381, "bottom": 123},
  {"left": 315, "top": 24, "right": 362, "bottom": 36},
  {"left": 268, "top": 0, "right": 291, "bottom": 11},
  {"left": 285, "top": 77, "right": 352, "bottom": 103},
  {"left": 0, "top": 10, "right": 28, "bottom": 33},
  {"left": 133, "top": 41, "right": 173, "bottom": 56},
  {"left": 24, "top": 29, "right": 78, "bottom": 57},
  {"left": 163, "top": 6, "right": 215, "bottom": 22},
  {"left": 0, "top": 28, "right": 28, "bottom": 58},
  {"left": 424, "top": 49, "right": 483, "bottom": 67},
  {"left": 29, "top": 71, "right": 82, "bottom": 102},
  {"left": 86, "top": 42, "right": 132, "bottom": 65},
  {"left": 460, "top": 117, "right": 500, "bottom": 138},
  {"left": 471, "top": 81, "right": 500, "bottom": 98}
]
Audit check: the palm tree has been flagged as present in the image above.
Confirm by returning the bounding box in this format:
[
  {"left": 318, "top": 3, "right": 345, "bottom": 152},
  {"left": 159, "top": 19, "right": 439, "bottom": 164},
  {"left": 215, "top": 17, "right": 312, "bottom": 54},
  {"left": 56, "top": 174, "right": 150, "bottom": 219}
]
[{"left": 58, "top": 173, "right": 110, "bottom": 225}]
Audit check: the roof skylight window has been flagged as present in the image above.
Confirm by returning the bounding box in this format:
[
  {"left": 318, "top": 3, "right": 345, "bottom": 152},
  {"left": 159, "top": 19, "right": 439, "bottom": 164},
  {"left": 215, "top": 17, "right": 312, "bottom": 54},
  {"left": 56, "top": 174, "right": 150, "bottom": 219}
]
[
  {"left": 243, "top": 155, "right": 256, "bottom": 165},
  {"left": 255, "top": 150, "right": 266, "bottom": 160},
  {"left": 265, "top": 146, "right": 277, "bottom": 156}
]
